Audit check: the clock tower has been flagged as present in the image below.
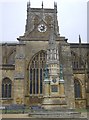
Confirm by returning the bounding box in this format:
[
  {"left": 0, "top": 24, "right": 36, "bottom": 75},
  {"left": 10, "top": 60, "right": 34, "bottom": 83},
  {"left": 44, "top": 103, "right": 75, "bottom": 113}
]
[
  {"left": 18, "top": 1, "right": 75, "bottom": 110},
  {"left": 20, "top": 1, "right": 59, "bottom": 40}
]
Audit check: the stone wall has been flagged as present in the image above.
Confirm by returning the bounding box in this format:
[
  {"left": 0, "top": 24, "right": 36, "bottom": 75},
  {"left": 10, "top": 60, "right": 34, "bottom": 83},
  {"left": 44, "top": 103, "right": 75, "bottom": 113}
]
[{"left": 1, "top": 42, "right": 89, "bottom": 108}]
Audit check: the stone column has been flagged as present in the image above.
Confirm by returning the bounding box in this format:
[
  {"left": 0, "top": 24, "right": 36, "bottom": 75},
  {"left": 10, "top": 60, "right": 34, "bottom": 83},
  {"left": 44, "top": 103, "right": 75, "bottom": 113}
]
[
  {"left": 13, "top": 42, "right": 26, "bottom": 105},
  {"left": 43, "top": 79, "right": 50, "bottom": 97},
  {"left": 61, "top": 43, "right": 75, "bottom": 109}
]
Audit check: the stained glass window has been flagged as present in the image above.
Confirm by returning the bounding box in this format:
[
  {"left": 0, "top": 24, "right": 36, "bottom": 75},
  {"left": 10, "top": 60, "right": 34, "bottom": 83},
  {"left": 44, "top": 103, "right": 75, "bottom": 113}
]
[{"left": 29, "top": 50, "right": 46, "bottom": 95}]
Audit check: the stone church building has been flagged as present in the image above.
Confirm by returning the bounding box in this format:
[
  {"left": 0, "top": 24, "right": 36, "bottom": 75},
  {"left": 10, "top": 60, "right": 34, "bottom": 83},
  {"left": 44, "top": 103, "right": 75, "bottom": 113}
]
[{"left": 1, "top": 2, "right": 89, "bottom": 109}]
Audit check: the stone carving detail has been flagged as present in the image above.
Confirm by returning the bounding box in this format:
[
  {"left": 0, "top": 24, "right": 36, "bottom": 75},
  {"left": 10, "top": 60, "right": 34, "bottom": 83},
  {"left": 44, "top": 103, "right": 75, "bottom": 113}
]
[{"left": 44, "top": 64, "right": 49, "bottom": 79}]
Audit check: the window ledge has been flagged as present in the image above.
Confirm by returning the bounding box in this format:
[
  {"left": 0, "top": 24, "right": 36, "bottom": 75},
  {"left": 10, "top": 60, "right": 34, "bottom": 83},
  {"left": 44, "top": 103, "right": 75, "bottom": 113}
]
[
  {"left": 29, "top": 94, "right": 43, "bottom": 98},
  {"left": 75, "top": 98, "right": 86, "bottom": 100},
  {"left": 1, "top": 98, "right": 13, "bottom": 100}
]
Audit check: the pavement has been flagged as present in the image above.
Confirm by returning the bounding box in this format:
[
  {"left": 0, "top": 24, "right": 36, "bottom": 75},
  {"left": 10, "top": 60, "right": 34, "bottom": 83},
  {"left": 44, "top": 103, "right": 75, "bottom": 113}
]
[
  {"left": 0, "top": 112, "right": 88, "bottom": 120},
  {"left": 1, "top": 114, "right": 29, "bottom": 119}
]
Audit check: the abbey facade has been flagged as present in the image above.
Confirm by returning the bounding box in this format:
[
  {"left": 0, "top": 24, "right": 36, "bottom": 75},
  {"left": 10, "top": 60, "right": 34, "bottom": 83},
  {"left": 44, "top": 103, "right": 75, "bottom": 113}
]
[{"left": 0, "top": 2, "right": 89, "bottom": 109}]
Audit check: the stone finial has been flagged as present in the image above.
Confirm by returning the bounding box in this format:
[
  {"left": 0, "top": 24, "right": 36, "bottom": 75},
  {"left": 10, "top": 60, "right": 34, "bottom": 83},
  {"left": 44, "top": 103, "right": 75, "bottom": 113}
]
[
  {"left": 42, "top": 1, "right": 43, "bottom": 9},
  {"left": 79, "top": 34, "right": 81, "bottom": 44},
  {"left": 49, "top": 23, "right": 55, "bottom": 47},
  {"left": 27, "top": 0, "right": 31, "bottom": 9},
  {"left": 54, "top": 2, "right": 57, "bottom": 12}
]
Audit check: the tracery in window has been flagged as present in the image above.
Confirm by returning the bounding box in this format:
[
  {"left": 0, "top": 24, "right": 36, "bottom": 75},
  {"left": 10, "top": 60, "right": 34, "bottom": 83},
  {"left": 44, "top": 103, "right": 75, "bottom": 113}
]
[
  {"left": 2, "top": 77, "right": 12, "bottom": 98},
  {"left": 29, "top": 50, "right": 46, "bottom": 95},
  {"left": 71, "top": 51, "right": 81, "bottom": 69}
]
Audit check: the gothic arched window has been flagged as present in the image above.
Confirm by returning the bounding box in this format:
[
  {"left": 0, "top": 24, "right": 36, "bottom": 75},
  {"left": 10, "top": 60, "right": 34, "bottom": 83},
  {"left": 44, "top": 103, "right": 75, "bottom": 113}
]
[
  {"left": 71, "top": 51, "right": 80, "bottom": 69},
  {"left": 45, "top": 15, "right": 52, "bottom": 26},
  {"left": 74, "top": 80, "right": 81, "bottom": 98},
  {"left": 7, "top": 50, "right": 16, "bottom": 64},
  {"left": 2, "top": 77, "right": 12, "bottom": 98},
  {"left": 34, "top": 15, "right": 39, "bottom": 26},
  {"left": 29, "top": 50, "right": 46, "bottom": 95}
]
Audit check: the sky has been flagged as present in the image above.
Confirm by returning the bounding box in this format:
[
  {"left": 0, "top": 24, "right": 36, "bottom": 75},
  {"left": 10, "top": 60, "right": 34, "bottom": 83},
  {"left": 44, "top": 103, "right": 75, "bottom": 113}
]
[{"left": 0, "top": 0, "right": 88, "bottom": 43}]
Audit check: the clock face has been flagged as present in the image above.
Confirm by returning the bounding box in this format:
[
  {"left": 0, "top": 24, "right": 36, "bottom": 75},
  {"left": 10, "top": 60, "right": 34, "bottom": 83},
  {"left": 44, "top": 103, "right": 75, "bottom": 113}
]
[{"left": 38, "top": 24, "right": 47, "bottom": 32}]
